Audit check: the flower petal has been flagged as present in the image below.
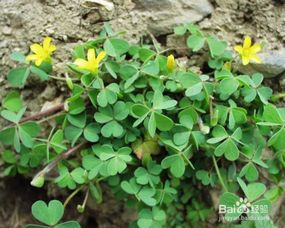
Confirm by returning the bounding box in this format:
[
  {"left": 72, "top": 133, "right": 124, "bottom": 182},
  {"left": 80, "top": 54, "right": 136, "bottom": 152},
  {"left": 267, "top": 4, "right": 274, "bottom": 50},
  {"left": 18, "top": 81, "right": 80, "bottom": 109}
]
[
  {"left": 95, "top": 51, "right": 106, "bottom": 64},
  {"left": 243, "top": 36, "right": 252, "bottom": 49},
  {"left": 250, "top": 43, "right": 261, "bottom": 53},
  {"left": 242, "top": 56, "right": 250, "bottom": 65},
  {"left": 43, "top": 37, "right": 52, "bottom": 50},
  {"left": 87, "top": 49, "right": 96, "bottom": 63},
  {"left": 26, "top": 54, "right": 38, "bottom": 61},
  {"left": 48, "top": 44, "right": 56, "bottom": 53},
  {"left": 74, "top": 59, "right": 88, "bottom": 68},
  {"left": 167, "top": 54, "right": 175, "bottom": 71},
  {"left": 35, "top": 59, "right": 43, "bottom": 66},
  {"left": 234, "top": 45, "right": 243, "bottom": 54},
  {"left": 30, "top": 44, "right": 44, "bottom": 55},
  {"left": 251, "top": 55, "right": 262, "bottom": 63}
]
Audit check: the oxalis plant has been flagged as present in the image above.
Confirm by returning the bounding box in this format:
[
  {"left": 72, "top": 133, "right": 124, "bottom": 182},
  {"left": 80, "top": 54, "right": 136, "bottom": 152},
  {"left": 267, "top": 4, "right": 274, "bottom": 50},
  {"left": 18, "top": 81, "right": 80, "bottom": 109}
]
[{"left": 0, "top": 23, "right": 284, "bottom": 227}]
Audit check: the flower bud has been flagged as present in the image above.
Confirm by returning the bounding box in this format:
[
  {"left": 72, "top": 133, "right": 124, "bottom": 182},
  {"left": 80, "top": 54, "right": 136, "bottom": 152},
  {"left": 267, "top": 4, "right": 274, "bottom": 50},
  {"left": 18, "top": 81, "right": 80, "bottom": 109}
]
[{"left": 31, "top": 174, "right": 45, "bottom": 188}]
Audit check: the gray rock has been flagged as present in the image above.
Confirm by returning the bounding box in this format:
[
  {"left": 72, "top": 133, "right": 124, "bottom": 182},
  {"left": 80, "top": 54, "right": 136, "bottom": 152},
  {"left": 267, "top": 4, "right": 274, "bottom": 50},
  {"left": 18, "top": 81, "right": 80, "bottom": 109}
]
[
  {"left": 2, "top": 26, "right": 12, "bottom": 35},
  {"left": 133, "top": 0, "right": 214, "bottom": 35},
  {"left": 239, "top": 49, "right": 285, "bottom": 78}
]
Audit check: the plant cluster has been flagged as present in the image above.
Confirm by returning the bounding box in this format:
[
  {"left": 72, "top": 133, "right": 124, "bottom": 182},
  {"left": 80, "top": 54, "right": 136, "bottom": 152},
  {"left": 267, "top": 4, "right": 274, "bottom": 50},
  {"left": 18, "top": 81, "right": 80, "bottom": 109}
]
[{"left": 0, "top": 23, "right": 284, "bottom": 227}]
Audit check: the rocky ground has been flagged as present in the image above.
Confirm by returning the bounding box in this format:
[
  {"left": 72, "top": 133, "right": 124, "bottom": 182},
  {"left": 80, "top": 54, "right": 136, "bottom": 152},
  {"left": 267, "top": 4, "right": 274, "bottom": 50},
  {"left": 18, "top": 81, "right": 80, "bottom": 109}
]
[{"left": 1, "top": 0, "right": 285, "bottom": 227}]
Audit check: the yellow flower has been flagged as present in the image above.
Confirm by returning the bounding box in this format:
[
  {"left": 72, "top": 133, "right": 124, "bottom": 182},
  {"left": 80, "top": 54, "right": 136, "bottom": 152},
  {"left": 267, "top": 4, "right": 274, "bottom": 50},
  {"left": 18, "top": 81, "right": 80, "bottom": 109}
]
[
  {"left": 26, "top": 37, "right": 56, "bottom": 66},
  {"left": 234, "top": 36, "right": 262, "bottom": 65},
  {"left": 74, "top": 49, "right": 106, "bottom": 74},
  {"left": 167, "top": 54, "right": 176, "bottom": 71}
]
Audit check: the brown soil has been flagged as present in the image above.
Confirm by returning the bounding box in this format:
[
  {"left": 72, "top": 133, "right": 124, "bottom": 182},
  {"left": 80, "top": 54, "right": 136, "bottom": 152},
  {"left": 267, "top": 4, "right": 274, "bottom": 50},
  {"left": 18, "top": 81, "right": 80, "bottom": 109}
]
[{"left": 0, "top": 176, "right": 134, "bottom": 227}]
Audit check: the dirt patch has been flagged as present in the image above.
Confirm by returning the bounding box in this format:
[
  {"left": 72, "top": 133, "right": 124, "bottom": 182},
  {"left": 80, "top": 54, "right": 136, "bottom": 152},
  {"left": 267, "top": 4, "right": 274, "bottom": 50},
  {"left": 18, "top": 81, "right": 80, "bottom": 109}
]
[
  {"left": 0, "top": 176, "right": 134, "bottom": 227},
  {"left": 200, "top": 0, "right": 285, "bottom": 50}
]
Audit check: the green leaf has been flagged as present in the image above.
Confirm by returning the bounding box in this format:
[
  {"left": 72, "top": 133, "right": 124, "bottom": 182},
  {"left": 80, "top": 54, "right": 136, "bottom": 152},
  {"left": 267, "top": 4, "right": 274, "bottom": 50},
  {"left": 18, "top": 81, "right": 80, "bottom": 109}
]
[
  {"left": 138, "top": 187, "right": 157, "bottom": 206},
  {"left": 125, "top": 72, "right": 140, "bottom": 89},
  {"left": 132, "top": 104, "right": 150, "bottom": 127},
  {"left": 174, "top": 25, "right": 187, "bottom": 35},
  {"left": 215, "top": 138, "right": 239, "bottom": 161},
  {"left": 0, "top": 127, "right": 15, "bottom": 146},
  {"left": 1, "top": 110, "right": 20, "bottom": 123},
  {"left": 97, "top": 87, "right": 118, "bottom": 107},
  {"left": 257, "top": 87, "right": 272, "bottom": 104},
  {"left": 237, "top": 178, "right": 266, "bottom": 202},
  {"left": 185, "top": 73, "right": 203, "bottom": 97},
  {"left": 68, "top": 98, "right": 85, "bottom": 115},
  {"left": 242, "top": 87, "right": 257, "bottom": 103},
  {"left": 105, "top": 61, "right": 119, "bottom": 79},
  {"left": 248, "top": 199, "right": 271, "bottom": 221},
  {"left": 113, "top": 101, "right": 129, "bottom": 120},
  {"left": 94, "top": 106, "right": 113, "bottom": 123},
  {"left": 215, "top": 69, "right": 233, "bottom": 80},
  {"left": 239, "top": 162, "right": 259, "bottom": 182},
  {"left": 252, "top": 73, "right": 263, "bottom": 86},
  {"left": 2, "top": 150, "right": 17, "bottom": 164},
  {"left": 2, "top": 91, "right": 23, "bottom": 112},
  {"left": 30, "top": 66, "right": 49, "bottom": 81},
  {"left": 89, "top": 182, "right": 102, "bottom": 203},
  {"left": 219, "top": 192, "right": 241, "bottom": 221},
  {"left": 99, "top": 146, "right": 132, "bottom": 175},
  {"left": 137, "top": 207, "right": 166, "bottom": 228},
  {"left": 71, "top": 167, "right": 86, "bottom": 184},
  {"left": 139, "top": 48, "right": 156, "bottom": 62},
  {"left": 103, "top": 38, "right": 129, "bottom": 58},
  {"left": 196, "top": 170, "right": 211, "bottom": 185},
  {"left": 263, "top": 104, "right": 284, "bottom": 125},
  {"left": 19, "top": 125, "right": 34, "bottom": 148},
  {"left": 83, "top": 155, "right": 103, "bottom": 179},
  {"left": 25, "top": 225, "right": 49, "bottom": 228},
  {"left": 64, "top": 126, "right": 83, "bottom": 146},
  {"left": 207, "top": 35, "right": 227, "bottom": 57},
  {"left": 7, "top": 67, "right": 30, "bottom": 87},
  {"left": 161, "top": 154, "right": 185, "bottom": 178},
  {"left": 154, "top": 112, "right": 173, "bottom": 131},
  {"left": 268, "top": 128, "right": 285, "bottom": 150},
  {"left": 135, "top": 164, "right": 161, "bottom": 187},
  {"left": 187, "top": 34, "right": 205, "bottom": 52},
  {"left": 148, "top": 112, "right": 156, "bottom": 137},
  {"left": 72, "top": 44, "right": 85, "bottom": 59},
  {"left": 132, "top": 104, "right": 149, "bottom": 117},
  {"left": 31, "top": 200, "right": 64, "bottom": 226},
  {"left": 107, "top": 156, "right": 127, "bottom": 175},
  {"left": 121, "top": 179, "right": 140, "bottom": 195},
  {"left": 229, "top": 107, "right": 247, "bottom": 129},
  {"left": 101, "top": 120, "right": 124, "bottom": 138},
  {"left": 83, "top": 123, "right": 100, "bottom": 142},
  {"left": 50, "top": 130, "right": 66, "bottom": 154},
  {"left": 141, "top": 60, "right": 160, "bottom": 76},
  {"left": 55, "top": 166, "right": 76, "bottom": 190},
  {"left": 246, "top": 183, "right": 266, "bottom": 202},
  {"left": 55, "top": 221, "right": 81, "bottom": 228},
  {"left": 67, "top": 112, "right": 86, "bottom": 128},
  {"left": 264, "top": 187, "right": 282, "bottom": 202},
  {"left": 119, "top": 64, "right": 137, "bottom": 78},
  {"left": 219, "top": 78, "right": 239, "bottom": 97},
  {"left": 20, "top": 122, "right": 40, "bottom": 137},
  {"left": 10, "top": 51, "right": 27, "bottom": 63}
]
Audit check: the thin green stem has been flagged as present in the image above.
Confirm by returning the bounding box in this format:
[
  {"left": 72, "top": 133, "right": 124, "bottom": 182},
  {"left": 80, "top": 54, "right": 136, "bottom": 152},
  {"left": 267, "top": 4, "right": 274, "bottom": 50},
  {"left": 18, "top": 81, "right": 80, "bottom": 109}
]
[
  {"left": 64, "top": 185, "right": 85, "bottom": 208},
  {"left": 181, "top": 153, "right": 195, "bottom": 170},
  {"left": 37, "top": 111, "right": 64, "bottom": 124},
  {"left": 271, "top": 92, "right": 285, "bottom": 102},
  {"left": 49, "top": 75, "right": 79, "bottom": 82},
  {"left": 212, "top": 156, "right": 228, "bottom": 192}
]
